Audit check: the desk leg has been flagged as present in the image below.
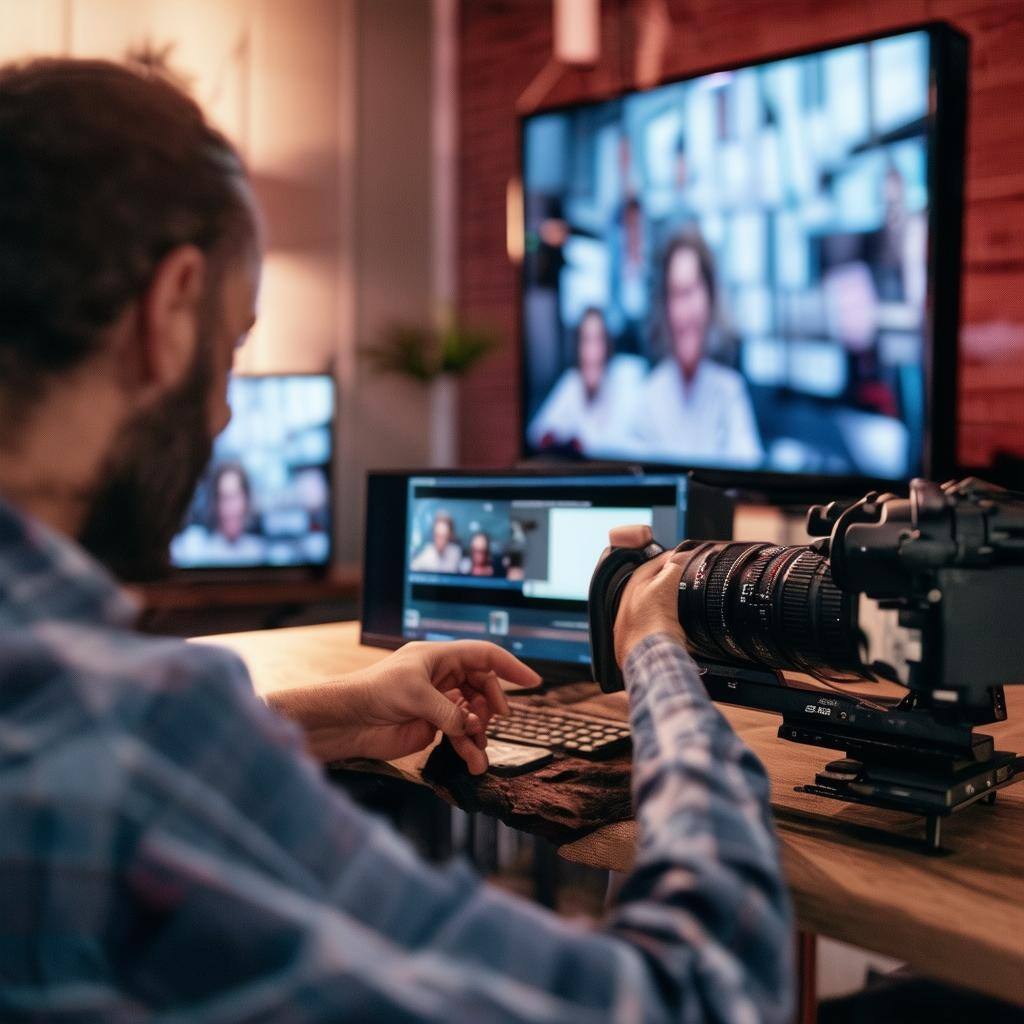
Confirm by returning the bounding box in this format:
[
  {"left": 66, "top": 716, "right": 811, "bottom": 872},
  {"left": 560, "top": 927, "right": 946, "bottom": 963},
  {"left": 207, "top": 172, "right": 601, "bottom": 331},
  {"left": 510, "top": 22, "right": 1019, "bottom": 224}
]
[
  {"left": 532, "top": 836, "right": 559, "bottom": 908},
  {"left": 797, "top": 931, "right": 817, "bottom": 1024},
  {"left": 605, "top": 869, "right": 626, "bottom": 906}
]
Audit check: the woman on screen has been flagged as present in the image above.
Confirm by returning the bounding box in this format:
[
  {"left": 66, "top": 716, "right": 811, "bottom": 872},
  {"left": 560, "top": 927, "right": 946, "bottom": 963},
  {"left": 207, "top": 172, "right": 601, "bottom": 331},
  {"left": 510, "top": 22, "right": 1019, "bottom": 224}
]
[
  {"left": 525, "top": 307, "right": 643, "bottom": 457},
  {"left": 170, "top": 462, "right": 267, "bottom": 567},
  {"left": 459, "top": 531, "right": 500, "bottom": 578},
  {"left": 631, "top": 231, "right": 763, "bottom": 467}
]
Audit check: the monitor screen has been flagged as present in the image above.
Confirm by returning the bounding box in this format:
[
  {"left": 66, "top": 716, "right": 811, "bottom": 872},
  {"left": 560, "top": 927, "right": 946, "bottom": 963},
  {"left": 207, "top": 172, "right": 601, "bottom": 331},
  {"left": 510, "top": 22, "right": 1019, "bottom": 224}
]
[
  {"left": 401, "top": 473, "right": 688, "bottom": 665},
  {"left": 522, "top": 27, "right": 953, "bottom": 480},
  {"left": 170, "top": 374, "right": 334, "bottom": 569}
]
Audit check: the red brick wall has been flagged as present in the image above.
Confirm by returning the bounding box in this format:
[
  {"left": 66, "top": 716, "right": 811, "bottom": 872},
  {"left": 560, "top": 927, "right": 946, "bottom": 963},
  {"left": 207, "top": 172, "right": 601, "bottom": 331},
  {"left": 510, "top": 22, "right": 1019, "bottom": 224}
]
[{"left": 457, "top": 0, "right": 1024, "bottom": 473}]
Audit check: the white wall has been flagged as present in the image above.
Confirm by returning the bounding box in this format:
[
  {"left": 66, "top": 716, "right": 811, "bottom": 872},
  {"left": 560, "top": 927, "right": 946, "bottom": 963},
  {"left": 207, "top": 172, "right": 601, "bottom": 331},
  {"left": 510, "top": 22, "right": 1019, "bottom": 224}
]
[{"left": 343, "top": 0, "right": 436, "bottom": 561}]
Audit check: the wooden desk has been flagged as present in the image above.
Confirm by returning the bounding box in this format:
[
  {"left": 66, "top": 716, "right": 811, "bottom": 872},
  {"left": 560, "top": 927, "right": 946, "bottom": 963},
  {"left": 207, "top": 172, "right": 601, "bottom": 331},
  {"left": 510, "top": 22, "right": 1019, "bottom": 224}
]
[{"left": 195, "top": 620, "right": 1024, "bottom": 1006}]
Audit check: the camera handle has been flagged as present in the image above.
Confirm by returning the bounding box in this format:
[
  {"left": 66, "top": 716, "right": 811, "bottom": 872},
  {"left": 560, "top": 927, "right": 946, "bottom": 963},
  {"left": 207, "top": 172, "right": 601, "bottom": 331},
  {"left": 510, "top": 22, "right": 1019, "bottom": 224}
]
[{"left": 588, "top": 542, "right": 665, "bottom": 694}]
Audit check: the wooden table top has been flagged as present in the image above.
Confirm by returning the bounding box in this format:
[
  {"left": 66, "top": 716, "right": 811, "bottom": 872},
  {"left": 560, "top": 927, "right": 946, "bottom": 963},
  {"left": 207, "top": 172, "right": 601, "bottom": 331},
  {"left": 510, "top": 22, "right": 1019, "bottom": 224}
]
[{"left": 195, "top": 620, "right": 1024, "bottom": 1006}]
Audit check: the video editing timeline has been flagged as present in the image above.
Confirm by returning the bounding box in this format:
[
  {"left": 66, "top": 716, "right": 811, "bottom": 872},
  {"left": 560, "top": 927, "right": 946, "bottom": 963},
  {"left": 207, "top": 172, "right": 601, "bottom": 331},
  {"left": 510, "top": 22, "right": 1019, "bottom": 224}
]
[{"left": 402, "top": 474, "right": 688, "bottom": 665}]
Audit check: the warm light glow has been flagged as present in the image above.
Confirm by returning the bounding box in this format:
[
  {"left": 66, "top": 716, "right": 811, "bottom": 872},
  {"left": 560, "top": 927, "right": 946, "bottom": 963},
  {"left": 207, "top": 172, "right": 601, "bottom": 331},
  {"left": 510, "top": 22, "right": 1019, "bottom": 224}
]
[
  {"left": 553, "top": 0, "right": 600, "bottom": 66},
  {"left": 506, "top": 177, "right": 524, "bottom": 264}
]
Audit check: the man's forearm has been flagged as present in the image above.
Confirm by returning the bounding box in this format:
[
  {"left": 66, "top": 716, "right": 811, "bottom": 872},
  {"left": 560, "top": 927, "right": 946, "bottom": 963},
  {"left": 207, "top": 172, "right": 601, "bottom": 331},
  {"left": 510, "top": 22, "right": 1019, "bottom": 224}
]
[
  {"left": 121, "top": 639, "right": 794, "bottom": 1022},
  {"left": 604, "top": 634, "right": 794, "bottom": 1023}
]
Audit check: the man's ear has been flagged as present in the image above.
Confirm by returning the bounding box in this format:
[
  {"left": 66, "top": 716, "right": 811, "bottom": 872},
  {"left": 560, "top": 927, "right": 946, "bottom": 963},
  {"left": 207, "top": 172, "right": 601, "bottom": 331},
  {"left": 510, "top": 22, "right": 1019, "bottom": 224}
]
[{"left": 136, "top": 244, "right": 207, "bottom": 396}]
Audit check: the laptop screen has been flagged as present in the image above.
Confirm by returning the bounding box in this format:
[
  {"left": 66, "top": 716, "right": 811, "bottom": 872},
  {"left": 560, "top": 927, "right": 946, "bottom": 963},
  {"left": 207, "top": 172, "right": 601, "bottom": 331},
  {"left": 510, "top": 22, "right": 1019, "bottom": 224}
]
[{"left": 401, "top": 473, "right": 689, "bottom": 666}]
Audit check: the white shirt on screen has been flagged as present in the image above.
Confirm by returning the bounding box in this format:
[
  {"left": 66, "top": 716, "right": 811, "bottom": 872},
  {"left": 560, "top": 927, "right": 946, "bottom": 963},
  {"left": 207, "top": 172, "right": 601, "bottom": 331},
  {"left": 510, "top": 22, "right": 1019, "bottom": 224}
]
[
  {"left": 526, "top": 355, "right": 645, "bottom": 457},
  {"left": 171, "top": 527, "right": 268, "bottom": 568},
  {"left": 410, "top": 543, "right": 463, "bottom": 574},
  {"left": 631, "top": 357, "right": 764, "bottom": 467}
]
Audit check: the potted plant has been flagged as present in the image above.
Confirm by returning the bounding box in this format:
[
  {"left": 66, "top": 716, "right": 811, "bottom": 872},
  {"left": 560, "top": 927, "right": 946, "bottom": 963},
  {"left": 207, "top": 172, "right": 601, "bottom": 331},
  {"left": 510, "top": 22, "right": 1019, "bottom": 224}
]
[{"left": 363, "top": 315, "right": 497, "bottom": 466}]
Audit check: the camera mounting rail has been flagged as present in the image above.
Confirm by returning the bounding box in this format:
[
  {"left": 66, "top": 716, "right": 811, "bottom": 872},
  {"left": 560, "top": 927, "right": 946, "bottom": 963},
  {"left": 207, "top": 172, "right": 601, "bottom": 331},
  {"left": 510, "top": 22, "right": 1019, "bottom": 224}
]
[{"left": 696, "top": 660, "right": 1024, "bottom": 850}]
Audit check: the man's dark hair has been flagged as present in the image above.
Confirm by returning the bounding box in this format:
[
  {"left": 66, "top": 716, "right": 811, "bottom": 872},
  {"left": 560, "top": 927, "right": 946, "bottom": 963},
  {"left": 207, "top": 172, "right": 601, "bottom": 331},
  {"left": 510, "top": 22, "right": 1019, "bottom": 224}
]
[{"left": 0, "top": 58, "right": 253, "bottom": 417}]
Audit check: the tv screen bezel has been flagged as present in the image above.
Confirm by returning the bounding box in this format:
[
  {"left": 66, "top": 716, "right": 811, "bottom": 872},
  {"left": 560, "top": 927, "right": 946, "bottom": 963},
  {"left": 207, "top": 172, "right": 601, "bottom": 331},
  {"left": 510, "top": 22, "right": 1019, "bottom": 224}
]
[
  {"left": 517, "top": 21, "right": 968, "bottom": 496},
  {"left": 169, "top": 370, "right": 337, "bottom": 579}
]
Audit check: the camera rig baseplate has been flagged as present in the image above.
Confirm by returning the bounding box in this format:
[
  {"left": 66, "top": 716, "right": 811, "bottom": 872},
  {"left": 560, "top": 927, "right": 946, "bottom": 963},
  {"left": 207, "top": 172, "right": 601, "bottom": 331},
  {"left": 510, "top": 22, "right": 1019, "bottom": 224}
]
[{"left": 698, "top": 660, "right": 1024, "bottom": 850}]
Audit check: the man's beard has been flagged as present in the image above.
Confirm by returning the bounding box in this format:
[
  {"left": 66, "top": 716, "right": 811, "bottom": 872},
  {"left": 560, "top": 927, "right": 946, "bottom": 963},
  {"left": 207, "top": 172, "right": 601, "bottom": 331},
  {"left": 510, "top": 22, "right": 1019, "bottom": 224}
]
[{"left": 78, "top": 347, "right": 217, "bottom": 582}]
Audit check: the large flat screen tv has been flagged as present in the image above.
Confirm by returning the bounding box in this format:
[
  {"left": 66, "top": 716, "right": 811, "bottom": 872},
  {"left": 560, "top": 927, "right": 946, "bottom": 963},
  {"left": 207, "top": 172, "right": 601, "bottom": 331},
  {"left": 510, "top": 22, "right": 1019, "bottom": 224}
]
[
  {"left": 170, "top": 373, "right": 334, "bottom": 571},
  {"left": 521, "top": 24, "right": 966, "bottom": 484}
]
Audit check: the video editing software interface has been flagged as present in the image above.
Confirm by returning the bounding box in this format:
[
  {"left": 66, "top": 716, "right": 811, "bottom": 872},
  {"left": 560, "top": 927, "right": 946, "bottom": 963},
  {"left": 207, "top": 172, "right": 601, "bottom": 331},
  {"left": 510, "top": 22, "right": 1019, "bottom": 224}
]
[{"left": 401, "top": 474, "right": 688, "bottom": 666}]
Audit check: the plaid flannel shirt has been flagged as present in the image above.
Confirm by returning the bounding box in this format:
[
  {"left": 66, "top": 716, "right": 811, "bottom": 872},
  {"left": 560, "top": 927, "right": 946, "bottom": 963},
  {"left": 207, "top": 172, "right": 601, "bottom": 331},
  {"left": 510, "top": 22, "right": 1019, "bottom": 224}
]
[{"left": 0, "top": 497, "right": 793, "bottom": 1022}]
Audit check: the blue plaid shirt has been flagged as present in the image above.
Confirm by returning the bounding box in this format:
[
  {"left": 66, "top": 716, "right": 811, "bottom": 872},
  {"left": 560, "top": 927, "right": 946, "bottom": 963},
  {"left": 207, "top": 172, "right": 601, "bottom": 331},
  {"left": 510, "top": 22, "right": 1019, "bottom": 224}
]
[{"left": 0, "top": 497, "right": 793, "bottom": 1022}]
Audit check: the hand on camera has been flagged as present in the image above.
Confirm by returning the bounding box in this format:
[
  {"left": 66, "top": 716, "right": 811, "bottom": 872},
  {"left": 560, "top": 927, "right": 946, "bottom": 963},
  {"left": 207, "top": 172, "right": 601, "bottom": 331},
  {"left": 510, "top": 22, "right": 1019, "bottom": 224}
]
[{"left": 609, "top": 525, "right": 690, "bottom": 667}]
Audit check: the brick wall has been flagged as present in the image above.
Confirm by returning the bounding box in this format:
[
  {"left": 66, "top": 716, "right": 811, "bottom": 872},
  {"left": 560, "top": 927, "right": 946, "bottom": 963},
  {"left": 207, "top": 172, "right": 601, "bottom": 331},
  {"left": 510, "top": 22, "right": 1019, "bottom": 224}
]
[{"left": 457, "top": 0, "right": 1024, "bottom": 473}]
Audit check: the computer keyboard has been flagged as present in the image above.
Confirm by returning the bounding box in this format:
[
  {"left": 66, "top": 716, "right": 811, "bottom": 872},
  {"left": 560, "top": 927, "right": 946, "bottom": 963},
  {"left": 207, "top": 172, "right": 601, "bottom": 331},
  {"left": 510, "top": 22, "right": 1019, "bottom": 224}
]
[{"left": 487, "top": 703, "right": 631, "bottom": 759}]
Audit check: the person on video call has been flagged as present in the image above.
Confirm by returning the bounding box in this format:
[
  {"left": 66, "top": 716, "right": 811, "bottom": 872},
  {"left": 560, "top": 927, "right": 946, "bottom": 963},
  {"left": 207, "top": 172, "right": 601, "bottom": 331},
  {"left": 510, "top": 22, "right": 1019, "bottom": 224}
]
[
  {"left": 0, "top": 58, "right": 792, "bottom": 1022},
  {"left": 410, "top": 511, "right": 463, "bottom": 573},
  {"left": 210, "top": 462, "right": 265, "bottom": 559},
  {"left": 461, "top": 530, "right": 499, "bottom": 577},
  {"left": 171, "top": 461, "right": 266, "bottom": 566},
  {"left": 526, "top": 306, "right": 641, "bottom": 456},
  {"left": 822, "top": 261, "right": 899, "bottom": 419},
  {"left": 631, "top": 230, "right": 764, "bottom": 466}
]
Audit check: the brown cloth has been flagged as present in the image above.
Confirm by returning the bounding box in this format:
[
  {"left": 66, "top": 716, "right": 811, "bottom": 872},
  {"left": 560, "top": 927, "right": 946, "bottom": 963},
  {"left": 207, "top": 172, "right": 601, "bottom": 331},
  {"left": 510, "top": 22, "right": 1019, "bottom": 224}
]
[
  {"left": 423, "top": 736, "right": 632, "bottom": 845},
  {"left": 337, "top": 683, "right": 635, "bottom": 846}
]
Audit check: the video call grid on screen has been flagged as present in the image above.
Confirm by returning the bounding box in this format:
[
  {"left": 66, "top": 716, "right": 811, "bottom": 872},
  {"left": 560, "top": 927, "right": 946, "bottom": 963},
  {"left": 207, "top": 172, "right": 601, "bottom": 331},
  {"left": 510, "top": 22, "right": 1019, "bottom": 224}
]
[
  {"left": 522, "top": 28, "right": 941, "bottom": 481},
  {"left": 170, "top": 374, "right": 334, "bottom": 570},
  {"left": 402, "top": 474, "right": 688, "bottom": 665}
]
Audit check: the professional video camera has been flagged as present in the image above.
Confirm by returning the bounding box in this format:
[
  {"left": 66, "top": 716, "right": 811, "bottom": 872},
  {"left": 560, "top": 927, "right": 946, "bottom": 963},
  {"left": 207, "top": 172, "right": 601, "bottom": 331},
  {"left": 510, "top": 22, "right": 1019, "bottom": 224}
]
[{"left": 589, "top": 478, "right": 1024, "bottom": 849}]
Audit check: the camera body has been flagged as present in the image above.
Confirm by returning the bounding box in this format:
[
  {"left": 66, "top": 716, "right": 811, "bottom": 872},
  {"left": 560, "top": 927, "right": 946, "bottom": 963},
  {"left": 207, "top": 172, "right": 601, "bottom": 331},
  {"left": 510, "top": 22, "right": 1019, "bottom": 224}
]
[
  {"left": 591, "top": 478, "right": 1024, "bottom": 705},
  {"left": 811, "top": 478, "right": 1024, "bottom": 708}
]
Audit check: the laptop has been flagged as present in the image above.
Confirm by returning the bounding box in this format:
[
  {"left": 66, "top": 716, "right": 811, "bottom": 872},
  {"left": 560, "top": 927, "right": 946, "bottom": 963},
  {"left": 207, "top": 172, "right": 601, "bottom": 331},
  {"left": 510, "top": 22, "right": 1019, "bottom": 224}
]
[{"left": 361, "top": 469, "right": 731, "bottom": 684}]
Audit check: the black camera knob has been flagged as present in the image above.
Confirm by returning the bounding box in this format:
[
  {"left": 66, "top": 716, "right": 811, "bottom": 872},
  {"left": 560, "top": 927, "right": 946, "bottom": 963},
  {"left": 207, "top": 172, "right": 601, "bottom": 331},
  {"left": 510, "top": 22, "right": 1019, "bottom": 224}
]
[{"left": 806, "top": 505, "right": 832, "bottom": 537}]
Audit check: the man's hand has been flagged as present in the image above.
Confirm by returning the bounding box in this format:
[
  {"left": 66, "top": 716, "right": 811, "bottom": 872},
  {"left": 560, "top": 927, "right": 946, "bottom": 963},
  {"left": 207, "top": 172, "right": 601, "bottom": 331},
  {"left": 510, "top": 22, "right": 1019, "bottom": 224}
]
[
  {"left": 609, "top": 524, "right": 690, "bottom": 667},
  {"left": 267, "top": 641, "right": 541, "bottom": 774}
]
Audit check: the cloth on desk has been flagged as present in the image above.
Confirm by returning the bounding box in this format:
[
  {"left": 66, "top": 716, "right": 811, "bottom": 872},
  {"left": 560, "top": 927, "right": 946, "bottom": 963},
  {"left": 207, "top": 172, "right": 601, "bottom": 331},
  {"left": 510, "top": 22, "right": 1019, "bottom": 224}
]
[
  {"left": 423, "top": 732, "right": 633, "bottom": 843},
  {"left": 423, "top": 735, "right": 487, "bottom": 811},
  {"left": 560, "top": 819, "right": 638, "bottom": 873},
  {"left": 0, "top": 494, "right": 793, "bottom": 1023}
]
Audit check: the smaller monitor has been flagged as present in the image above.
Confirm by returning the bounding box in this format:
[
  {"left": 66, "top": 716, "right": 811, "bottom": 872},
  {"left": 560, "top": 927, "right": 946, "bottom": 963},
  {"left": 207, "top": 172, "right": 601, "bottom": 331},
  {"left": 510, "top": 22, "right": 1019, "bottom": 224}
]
[
  {"left": 170, "top": 374, "right": 334, "bottom": 571},
  {"left": 362, "top": 470, "right": 732, "bottom": 679}
]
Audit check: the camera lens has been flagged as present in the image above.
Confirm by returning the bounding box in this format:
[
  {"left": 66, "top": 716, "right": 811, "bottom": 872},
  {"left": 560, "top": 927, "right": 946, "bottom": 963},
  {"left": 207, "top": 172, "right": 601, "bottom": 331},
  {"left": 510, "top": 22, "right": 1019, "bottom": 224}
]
[{"left": 676, "top": 541, "right": 860, "bottom": 676}]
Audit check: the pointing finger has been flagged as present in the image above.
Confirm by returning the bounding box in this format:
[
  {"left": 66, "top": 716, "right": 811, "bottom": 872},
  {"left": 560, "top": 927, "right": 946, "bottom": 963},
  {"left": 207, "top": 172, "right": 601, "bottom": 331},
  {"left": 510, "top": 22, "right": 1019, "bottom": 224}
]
[
  {"left": 433, "top": 641, "right": 541, "bottom": 691},
  {"left": 413, "top": 684, "right": 468, "bottom": 738},
  {"left": 464, "top": 669, "right": 509, "bottom": 716},
  {"left": 450, "top": 732, "right": 488, "bottom": 774}
]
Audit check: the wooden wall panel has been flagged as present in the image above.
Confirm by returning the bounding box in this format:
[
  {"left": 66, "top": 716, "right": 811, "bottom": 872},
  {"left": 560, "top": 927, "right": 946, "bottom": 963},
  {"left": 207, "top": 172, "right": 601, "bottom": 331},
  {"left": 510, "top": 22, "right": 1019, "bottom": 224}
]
[{"left": 457, "top": 0, "right": 1024, "bottom": 473}]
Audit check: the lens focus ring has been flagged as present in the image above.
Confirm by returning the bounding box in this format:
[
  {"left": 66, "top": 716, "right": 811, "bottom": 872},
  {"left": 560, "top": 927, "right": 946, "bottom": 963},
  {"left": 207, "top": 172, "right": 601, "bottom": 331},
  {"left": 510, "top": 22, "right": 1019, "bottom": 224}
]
[
  {"left": 705, "top": 543, "right": 765, "bottom": 662},
  {"left": 673, "top": 540, "right": 861, "bottom": 678}
]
